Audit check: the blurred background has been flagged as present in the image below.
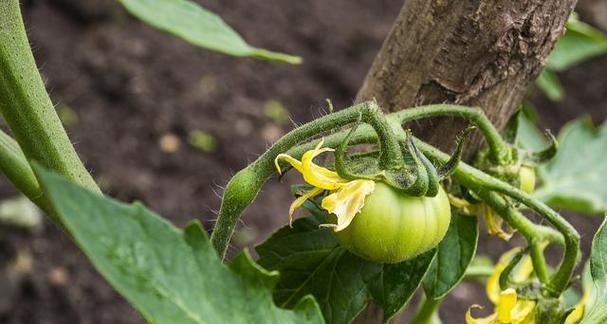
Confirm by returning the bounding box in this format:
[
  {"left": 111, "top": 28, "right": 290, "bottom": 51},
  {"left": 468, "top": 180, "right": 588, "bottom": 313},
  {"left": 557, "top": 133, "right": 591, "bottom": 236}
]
[{"left": 0, "top": 0, "right": 605, "bottom": 323}]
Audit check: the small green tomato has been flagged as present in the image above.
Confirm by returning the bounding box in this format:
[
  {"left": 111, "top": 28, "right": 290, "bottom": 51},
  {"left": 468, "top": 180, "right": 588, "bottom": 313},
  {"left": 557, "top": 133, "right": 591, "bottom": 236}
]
[
  {"left": 333, "top": 182, "right": 451, "bottom": 263},
  {"left": 518, "top": 165, "right": 536, "bottom": 194}
]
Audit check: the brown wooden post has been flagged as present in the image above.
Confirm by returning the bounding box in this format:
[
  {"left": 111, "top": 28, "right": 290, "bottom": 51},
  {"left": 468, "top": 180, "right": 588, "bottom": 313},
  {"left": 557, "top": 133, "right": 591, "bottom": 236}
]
[{"left": 357, "top": 0, "right": 577, "bottom": 156}]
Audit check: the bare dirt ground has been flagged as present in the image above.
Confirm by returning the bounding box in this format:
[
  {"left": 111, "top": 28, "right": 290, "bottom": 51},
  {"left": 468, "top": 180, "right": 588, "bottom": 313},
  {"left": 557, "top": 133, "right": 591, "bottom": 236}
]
[{"left": 0, "top": 0, "right": 605, "bottom": 323}]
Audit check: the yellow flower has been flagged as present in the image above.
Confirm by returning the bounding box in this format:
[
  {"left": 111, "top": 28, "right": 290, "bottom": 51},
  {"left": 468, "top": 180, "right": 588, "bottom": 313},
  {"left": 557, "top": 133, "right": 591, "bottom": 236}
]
[
  {"left": 275, "top": 139, "right": 375, "bottom": 231},
  {"left": 466, "top": 248, "right": 536, "bottom": 324},
  {"left": 449, "top": 195, "right": 513, "bottom": 240}
]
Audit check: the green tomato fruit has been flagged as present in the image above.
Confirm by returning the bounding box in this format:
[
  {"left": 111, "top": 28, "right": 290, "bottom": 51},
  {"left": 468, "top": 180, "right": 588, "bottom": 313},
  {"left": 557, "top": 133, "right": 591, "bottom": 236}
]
[
  {"left": 333, "top": 182, "right": 451, "bottom": 263},
  {"left": 519, "top": 165, "right": 536, "bottom": 194}
]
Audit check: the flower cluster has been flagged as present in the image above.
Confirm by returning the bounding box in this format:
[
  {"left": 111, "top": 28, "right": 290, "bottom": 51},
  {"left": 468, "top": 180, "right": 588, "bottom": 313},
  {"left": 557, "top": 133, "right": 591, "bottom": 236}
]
[{"left": 274, "top": 139, "right": 375, "bottom": 231}]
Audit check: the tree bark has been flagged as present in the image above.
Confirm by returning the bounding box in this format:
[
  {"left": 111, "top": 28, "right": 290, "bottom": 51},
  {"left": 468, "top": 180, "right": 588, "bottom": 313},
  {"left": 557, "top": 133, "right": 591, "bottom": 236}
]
[
  {"left": 357, "top": 0, "right": 577, "bottom": 156},
  {"left": 354, "top": 0, "right": 576, "bottom": 322}
]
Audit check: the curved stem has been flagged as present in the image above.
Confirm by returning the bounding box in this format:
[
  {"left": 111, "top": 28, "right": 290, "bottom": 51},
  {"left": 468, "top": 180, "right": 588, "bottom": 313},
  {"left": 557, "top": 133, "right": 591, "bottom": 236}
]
[
  {"left": 212, "top": 102, "right": 578, "bottom": 296},
  {"left": 391, "top": 104, "right": 512, "bottom": 164},
  {"left": 412, "top": 139, "right": 579, "bottom": 297},
  {"left": 210, "top": 102, "right": 378, "bottom": 258},
  {"left": 289, "top": 115, "right": 576, "bottom": 296},
  {"left": 365, "top": 101, "right": 404, "bottom": 169},
  {"left": 410, "top": 293, "right": 442, "bottom": 324},
  {"left": 477, "top": 191, "right": 551, "bottom": 285}
]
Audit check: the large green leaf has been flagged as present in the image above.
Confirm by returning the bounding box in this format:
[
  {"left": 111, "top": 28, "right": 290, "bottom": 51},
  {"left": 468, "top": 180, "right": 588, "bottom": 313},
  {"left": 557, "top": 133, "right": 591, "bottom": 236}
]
[
  {"left": 423, "top": 211, "right": 479, "bottom": 299},
  {"left": 583, "top": 218, "right": 607, "bottom": 323},
  {"left": 531, "top": 118, "right": 607, "bottom": 214},
  {"left": 256, "top": 202, "right": 435, "bottom": 323},
  {"left": 547, "top": 16, "right": 607, "bottom": 71},
  {"left": 118, "top": 0, "right": 301, "bottom": 64},
  {"left": 34, "top": 165, "right": 323, "bottom": 324}
]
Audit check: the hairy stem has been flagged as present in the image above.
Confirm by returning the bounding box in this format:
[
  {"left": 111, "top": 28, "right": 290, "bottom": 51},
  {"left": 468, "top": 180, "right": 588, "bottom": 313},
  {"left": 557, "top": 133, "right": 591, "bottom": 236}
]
[
  {"left": 212, "top": 102, "right": 578, "bottom": 296},
  {"left": 0, "top": 129, "right": 51, "bottom": 212},
  {"left": 0, "top": 0, "right": 99, "bottom": 194},
  {"left": 288, "top": 110, "right": 576, "bottom": 295},
  {"left": 210, "top": 102, "right": 377, "bottom": 258},
  {"left": 410, "top": 293, "right": 442, "bottom": 324},
  {"left": 391, "top": 104, "right": 512, "bottom": 164}
]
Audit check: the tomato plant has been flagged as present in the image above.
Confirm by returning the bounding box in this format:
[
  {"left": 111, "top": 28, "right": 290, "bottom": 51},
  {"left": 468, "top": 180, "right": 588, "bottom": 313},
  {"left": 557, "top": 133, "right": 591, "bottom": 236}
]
[{"left": 1, "top": 0, "right": 607, "bottom": 323}]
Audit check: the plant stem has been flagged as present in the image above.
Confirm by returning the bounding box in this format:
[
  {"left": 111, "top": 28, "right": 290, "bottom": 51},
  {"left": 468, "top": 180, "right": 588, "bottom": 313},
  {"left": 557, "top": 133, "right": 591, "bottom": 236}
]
[
  {"left": 410, "top": 293, "right": 442, "bottom": 324},
  {"left": 391, "top": 104, "right": 512, "bottom": 164},
  {"left": 210, "top": 102, "right": 377, "bottom": 257},
  {"left": 0, "top": 130, "right": 51, "bottom": 212},
  {"left": 0, "top": 0, "right": 99, "bottom": 194},
  {"left": 288, "top": 111, "right": 576, "bottom": 296},
  {"left": 476, "top": 191, "right": 551, "bottom": 285},
  {"left": 212, "top": 102, "right": 578, "bottom": 295},
  {"left": 412, "top": 139, "right": 579, "bottom": 297}
]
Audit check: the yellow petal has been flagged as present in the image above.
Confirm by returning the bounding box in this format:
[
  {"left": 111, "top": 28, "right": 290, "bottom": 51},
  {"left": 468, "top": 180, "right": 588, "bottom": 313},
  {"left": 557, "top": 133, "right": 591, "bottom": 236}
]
[
  {"left": 497, "top": 288, "right": 518, "bottom": 322},
  {"left": 449, "top": 194, "right": 479, "bottom": 215},
  {"left": 275, "top": 153, "right": 304, "bottom": 174},
  {"left": 509, "top": 299, "right": 535, "bottom": 323},
  {"left": 288, "top": 188, "right": 324, "bottom": 226},
  {"left": 487, "top": 248, "right": 521, "bottom": 304},
  {"left": 465, "top": 305, "right": 496, "bottom": 324},
  {"left": 481, "top": 203, "right": 513, "bottom": 241},
  {"left": 320, "top": 180, "right": 375, "bottom": 231},
  {"left": 300, "top": 140, "right": 347, "bottom": 190}
]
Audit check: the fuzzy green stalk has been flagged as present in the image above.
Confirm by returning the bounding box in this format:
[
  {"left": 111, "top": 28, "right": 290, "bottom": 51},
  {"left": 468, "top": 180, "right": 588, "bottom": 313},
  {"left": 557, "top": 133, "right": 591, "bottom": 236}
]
[
  {"left": 410, "top": 293, "right": 443, "bottom": 324},
  {"left": 211, "top": 101, "right": 578, "bottom": 296},
  {"left": 0, "top": 0, "right": 99, "bottom": 195},
  {"left": 210, "top": 102, "right": 381, "bottom": 258}
]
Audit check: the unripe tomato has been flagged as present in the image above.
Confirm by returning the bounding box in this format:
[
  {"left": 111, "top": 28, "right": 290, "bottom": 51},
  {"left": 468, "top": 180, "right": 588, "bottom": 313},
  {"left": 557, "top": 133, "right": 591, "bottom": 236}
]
[
  {"left": 333, "top": 182, "right": 451, "bottom": 263},
  {"left": 519, "top": 165, "right": 536, "bottom": 194}
]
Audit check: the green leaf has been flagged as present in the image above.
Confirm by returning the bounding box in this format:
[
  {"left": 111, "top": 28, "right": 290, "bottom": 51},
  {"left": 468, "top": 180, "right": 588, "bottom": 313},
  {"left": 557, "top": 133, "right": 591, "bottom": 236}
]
[
  {"left": 370, "top": 250, "right": 436, "bottom": 321},
  {"left": 118, "top": 0, "right": 301, "bottom": 64},
  {"left": 423, "top": 211, "right": 479, "bottom": 299},
  {"left": 256, "top": 202, "right": 435, "bottom": 323},
  {"left": 34, "top": 165, "right": 324, "bottom": 324},
  {"left": 535, "top": 69, "right": 564, "bottom": 102},
  {"left": 547, "top": 16, "right": 607, "bottom": 71},
  {"left": 583, "top": 217, "right": 607, "bottom": 323},
  {"left": 533, "top": 118, "right": 607, "bottom": 214}
]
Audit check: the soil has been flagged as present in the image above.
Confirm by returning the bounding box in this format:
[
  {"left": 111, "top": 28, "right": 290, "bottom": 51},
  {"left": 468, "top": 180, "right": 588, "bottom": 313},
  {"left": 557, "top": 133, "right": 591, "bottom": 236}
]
[{"left": 0, "top": 0, "right": 605, "bottom": 323}]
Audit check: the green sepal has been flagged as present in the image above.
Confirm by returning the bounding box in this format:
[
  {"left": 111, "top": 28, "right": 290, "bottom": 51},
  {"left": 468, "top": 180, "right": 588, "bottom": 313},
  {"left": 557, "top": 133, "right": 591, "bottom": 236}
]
[
  {"left": 436, "top": 126, "right": 475, "bottom": 179},
  {"left": 526, "top": 131, "right": 559, "bottom": 164}
]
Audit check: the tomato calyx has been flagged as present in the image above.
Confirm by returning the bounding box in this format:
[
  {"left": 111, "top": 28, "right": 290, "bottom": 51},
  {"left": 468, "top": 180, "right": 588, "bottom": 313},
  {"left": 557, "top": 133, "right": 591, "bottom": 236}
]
[{"left": 334, "top": 116, "right": 474, "bottom": 198}]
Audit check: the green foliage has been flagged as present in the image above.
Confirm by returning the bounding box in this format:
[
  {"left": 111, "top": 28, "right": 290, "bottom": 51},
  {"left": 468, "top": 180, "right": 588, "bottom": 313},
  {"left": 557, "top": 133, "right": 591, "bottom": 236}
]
[
  {"left": 118, "top": 0, "right": 301, "bottom": 64},
  {"left": 547, "top": 15, "right": 607, "bottom": 71},
  {"left": 256, "top": 202, "right": 435, "bottom": 323},
  {"left": 536, "top": 15, "right": 607, "bottom": 101},
  {"left": 583, "top": 218, "right": 607, "bottom": 323},
  {"left": 423, "top": 211, "right": 479, "bottom": 299},
  {"left": 34, "top": 165, "right": 324, "bottom": 324},
  {"left": 527, "top": 117, "right": 607, "bottom": 214},
  {"left": 535, "top": 70, "right": 564, "bottom": 102}
]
